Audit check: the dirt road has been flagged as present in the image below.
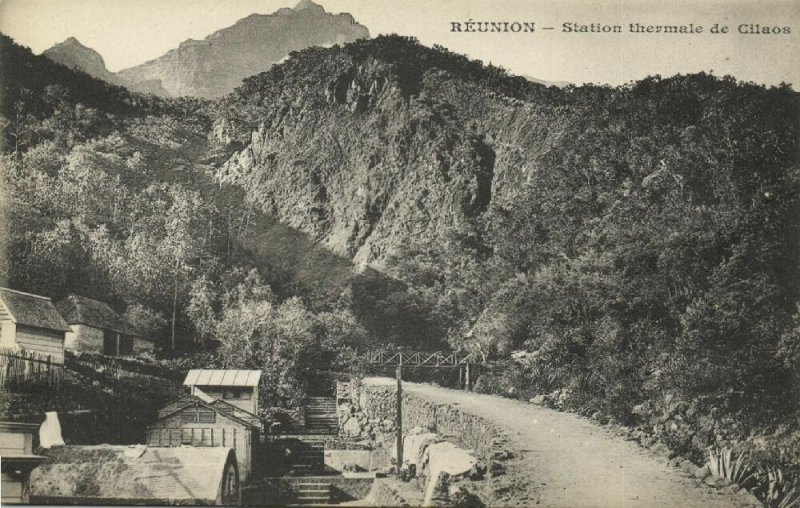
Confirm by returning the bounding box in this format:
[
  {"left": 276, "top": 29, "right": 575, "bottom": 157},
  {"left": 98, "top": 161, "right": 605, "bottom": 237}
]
[{"left": 364, "top": 378, "right": 753, "bottom": 507}]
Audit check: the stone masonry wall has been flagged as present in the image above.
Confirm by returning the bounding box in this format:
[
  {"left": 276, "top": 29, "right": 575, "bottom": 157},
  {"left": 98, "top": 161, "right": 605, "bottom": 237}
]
[{"left": 338, "top": 380, "right": 523, "bottom": 506}]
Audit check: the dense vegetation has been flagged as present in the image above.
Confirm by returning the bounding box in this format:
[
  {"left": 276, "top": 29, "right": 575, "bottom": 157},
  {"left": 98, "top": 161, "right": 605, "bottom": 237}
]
[
  {"left": 0, "top": 34, "right": 366, "bottom": 407},
  {"left": 215, "top": 35, "right": 800, "bottom": 499},
  {"left": 3, "top": 32, "right": 800, "bottom": 500}
]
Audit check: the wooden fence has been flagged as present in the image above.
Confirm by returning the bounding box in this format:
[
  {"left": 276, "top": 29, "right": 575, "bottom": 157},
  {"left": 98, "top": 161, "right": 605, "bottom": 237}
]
[
  {"left": 0, "top": 348, "right": 64, "bottom": 390},
  {"left": 64, "top": 351, "right": 184, "bottom": 398}
]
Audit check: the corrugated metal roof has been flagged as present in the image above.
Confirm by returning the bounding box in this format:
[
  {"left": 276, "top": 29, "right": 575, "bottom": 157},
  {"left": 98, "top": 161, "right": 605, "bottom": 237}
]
[
  {"left": 30, "top": 445, "right": 236, "bottom": 503},
  {"left": 183, "top": 369, "right": 261, "bottom": 387}
]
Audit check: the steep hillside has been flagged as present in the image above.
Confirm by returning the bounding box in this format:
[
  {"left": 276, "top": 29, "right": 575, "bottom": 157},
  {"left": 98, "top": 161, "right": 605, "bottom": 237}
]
[
  {"left": 115, "top": 0, "right": 369, "bottom": 98},
  {"left": 42, "top": 37, "right": 121, "bottom": 85},
  {"left": 214, "top": 36, "right": 571, "bottom": 268},
  {"left": 214, "top": 35, "right": 800, "bottom": 447}
]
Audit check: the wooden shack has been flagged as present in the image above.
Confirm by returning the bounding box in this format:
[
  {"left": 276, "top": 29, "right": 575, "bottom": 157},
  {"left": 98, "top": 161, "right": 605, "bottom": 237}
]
[
  {"left": 29, "top": 445, "right": 240, "bottom": 505},
  {"left": 0, "top": 287, "right": 70, "bottom": 364},
  {"left": 183, "top": 369, "right": 261, "bottom": 414},
  {"left": 55, "top": 294, "right": 156, "bottom": 357},
  {"left": 0, "top": 422, "right": 46, "bottom": 504},
  {"left": 147, "top": 394, "right": 263, "bottom": 480}
]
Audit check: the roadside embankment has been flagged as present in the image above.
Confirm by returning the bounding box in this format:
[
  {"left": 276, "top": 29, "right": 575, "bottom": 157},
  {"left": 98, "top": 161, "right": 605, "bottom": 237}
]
[{"left": 342, "top": 377, "right": 762, "bottom": 507}]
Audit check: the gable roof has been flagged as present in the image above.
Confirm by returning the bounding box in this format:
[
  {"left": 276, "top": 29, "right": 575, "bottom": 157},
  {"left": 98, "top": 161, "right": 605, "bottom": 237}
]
[
  {"left": 184, "top": 369, "right": 261, "bottom": 387},
  {"left": 29, "top": 445, "right": 236, "bottom": 504},
  {"left": 55, "top": 294, "right": 144, "bottom": 338},
  {"left": 0, "top": 287, "right": 71, "bottom": 332},
  {"left": 156, "top": 395, "right": 262, "bottom": 430}
]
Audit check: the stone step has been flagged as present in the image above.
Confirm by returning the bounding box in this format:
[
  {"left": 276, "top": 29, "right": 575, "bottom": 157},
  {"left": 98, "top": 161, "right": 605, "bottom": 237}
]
[
  {"left": 289, "top": 465, "right": 322, "bottom": 472},
  {"left": 297, "top": 485, "right": 330, "bottom": 493},
  {"left": 296, "top": 495, "right": 330, "bottom": 504}
]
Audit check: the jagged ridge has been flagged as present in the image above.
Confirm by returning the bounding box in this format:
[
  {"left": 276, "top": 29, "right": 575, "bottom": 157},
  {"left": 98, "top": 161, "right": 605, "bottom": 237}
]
[{"left": 115, "top": 0, "right": 369, "bottom": 98}]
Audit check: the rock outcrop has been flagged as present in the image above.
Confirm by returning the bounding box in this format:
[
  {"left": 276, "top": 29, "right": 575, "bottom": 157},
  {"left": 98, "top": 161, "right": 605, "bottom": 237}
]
[
  {"left": 43, "top": 37, "right": 121, "bottom": 85},
  {"left": 214, "top": 37, "right": 558, "bottom": 269}
]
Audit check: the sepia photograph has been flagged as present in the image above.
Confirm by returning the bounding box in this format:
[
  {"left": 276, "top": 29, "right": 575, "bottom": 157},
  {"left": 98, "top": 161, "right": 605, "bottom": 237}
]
[{"left": 0, "top": 0, "right": 798, "bottom": 506}]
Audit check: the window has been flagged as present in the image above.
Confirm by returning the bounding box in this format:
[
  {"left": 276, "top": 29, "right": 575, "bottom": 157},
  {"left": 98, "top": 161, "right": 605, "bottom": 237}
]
[
  {"left": 222, "top": 388, "right": 251, "bottom": 400},
  {"left": 198, "top": 411, "right": 216, "bottom": 423},
  {"left": 181, "top": 411, "right": 198, "bottom": 424}
]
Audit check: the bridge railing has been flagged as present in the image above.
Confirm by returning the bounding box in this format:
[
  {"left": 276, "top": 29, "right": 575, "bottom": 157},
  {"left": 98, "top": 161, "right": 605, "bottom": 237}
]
[{"left": 364, "top": 350, "right": 473, "bottom": 368}]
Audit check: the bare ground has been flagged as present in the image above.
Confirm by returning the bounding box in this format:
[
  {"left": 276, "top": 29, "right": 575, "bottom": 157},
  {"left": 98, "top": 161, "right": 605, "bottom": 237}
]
[{"left": 364, "top": 377, "right": 757, "bottom": 507}]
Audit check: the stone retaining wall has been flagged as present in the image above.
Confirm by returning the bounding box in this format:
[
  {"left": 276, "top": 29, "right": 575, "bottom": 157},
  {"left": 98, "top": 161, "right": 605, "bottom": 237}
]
[{"left": 339, "top": 380, "right": 523, "bottom": 505}]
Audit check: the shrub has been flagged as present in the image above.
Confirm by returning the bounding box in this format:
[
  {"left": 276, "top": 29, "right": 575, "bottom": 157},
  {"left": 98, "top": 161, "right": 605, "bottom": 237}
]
[
  {"left": 706, "top": 447, "right": 755, "bottom": 486},
  {"left": 754, "top": 465, "right": 800, "bottom": 508}
]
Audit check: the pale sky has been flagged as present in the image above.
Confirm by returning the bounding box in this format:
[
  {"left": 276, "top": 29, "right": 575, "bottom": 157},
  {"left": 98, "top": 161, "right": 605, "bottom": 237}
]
[{"left": 0, "top": 0, "right": 798, "bottom": 87}]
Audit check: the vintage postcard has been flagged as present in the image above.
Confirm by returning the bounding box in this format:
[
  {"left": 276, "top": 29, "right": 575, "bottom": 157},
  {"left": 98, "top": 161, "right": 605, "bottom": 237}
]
[{"left": 0, "top": 0, "right": 798, "bottom": 506}]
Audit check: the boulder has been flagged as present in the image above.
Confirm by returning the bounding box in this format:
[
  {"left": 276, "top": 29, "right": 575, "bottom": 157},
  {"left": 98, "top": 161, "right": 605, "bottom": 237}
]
[
  {"left": 694, "top": 465, "right": 710, "bottom": 479},
  {"left": 529, "top": 395, "right": 545, "bottom": 405},
  {"left": 680, "top": 459, "right": 697, "bottom": 475},
  {"left": 342, "top": 416, "right": 363, "bottom": 437},
  {"left": 649, "top": 442, "right": 671, "bottom": 457}
]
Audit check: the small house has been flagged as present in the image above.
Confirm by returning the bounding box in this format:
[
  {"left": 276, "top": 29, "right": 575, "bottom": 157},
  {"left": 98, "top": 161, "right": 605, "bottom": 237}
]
[
  {"left": 147, "top": 394, "right": 263, "bottom": 480},
  {"left": 0, "top": 287, "right": 70, "bottom": 364},
  {"left": 55, "top": 294, "right": 155, "bottom": 357},
  {"left": 0, "top": 422, "right": 46, "bottom": 504},
  {"left": 29, "top": 444, "right": 240, "bottom": 506},
  {"left": 184, "top": 369, "right": 262, "bottom": 415}
]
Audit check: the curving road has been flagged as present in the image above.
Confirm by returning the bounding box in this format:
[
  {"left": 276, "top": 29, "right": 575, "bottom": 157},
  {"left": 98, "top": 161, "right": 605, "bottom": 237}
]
[{"left": 364, "top": 377, "right": 756, "bottom": 507}]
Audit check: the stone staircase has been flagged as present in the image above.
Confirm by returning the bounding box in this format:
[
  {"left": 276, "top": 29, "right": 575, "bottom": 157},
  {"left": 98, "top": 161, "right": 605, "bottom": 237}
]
[
  {"left": 288, "top": 443, "right": 325, "bottom": 476},
  {"left": 304, "top": 397, "right": 338, "bottom": 435},
  {"left": 294, "top": 479, "right": 332, "bottom": 505}
]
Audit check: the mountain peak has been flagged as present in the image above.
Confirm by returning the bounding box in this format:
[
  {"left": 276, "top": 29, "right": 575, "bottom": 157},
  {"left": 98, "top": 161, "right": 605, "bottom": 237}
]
[
  {"left": 293, "top": 0, "right": 324, "bottom": 11},
  {"left": 52, "top": 37, "right": 91, "bottom": 51},
  {"left": 43, "top": 37, "right": 118, "bottom": 84},
  {"left": 116, "top": 1, "right": 369, "bottom": 98}
]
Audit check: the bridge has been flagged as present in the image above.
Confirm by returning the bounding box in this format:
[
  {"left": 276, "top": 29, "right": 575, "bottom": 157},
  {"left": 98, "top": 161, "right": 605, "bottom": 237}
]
[
  {"left": 363, "top": 350, "right": 475, "bottom": 392},
  {"left": 363, "top": 351, "right": 473, "bottom": 368}
]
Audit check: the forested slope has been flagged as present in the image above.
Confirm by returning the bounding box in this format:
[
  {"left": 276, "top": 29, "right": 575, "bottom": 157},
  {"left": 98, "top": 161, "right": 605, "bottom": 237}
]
[
  {"left": 213, "top": 36, "right": 800, "bottom": 492},
  {"left": 4, "top": 33, "right": 800, "bottom": 494}
]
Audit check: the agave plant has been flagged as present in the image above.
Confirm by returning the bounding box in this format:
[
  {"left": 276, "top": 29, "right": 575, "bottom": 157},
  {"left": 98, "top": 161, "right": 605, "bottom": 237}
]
[
  {"left": 706, "top": 447, "right": 754, "bottom": 486},
  {"left": 757, "top": 465, "right": 800, "bottom": 508}
]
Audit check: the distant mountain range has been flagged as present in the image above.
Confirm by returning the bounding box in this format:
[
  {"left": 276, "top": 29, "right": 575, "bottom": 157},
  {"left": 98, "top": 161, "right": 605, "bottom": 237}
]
[
  {"left": 521, "top": 75, "right": 571, "bottom": 88},
  {"left": 42, "top": 0, "right": 369, "bottom": 98}
]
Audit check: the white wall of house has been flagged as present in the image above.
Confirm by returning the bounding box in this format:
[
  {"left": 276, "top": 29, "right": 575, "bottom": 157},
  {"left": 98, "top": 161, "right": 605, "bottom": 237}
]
[
  {"left": 1, "top": 425, "right": 38, "bottom": 504},
  {"left": 147, "top": 410, "right": 253, "bottom": 479},
  {"left": 0, "top": 320, "right": 17, "bottom": 350},
  {"left": 64, "top": 324, "right": 104, "bottom": 353},
  {"left": 15, "top": 325, "right": 64, "bottom": 364},
  {"left": 0, "top": 302, "right": 16, "bottom": 350}
]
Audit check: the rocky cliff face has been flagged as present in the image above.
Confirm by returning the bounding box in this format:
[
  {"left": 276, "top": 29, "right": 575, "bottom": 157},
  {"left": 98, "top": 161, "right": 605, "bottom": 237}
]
[
  {"left": 214, "top": 38, "right": 565, "bottom": 269},
  {"left": 116, "top": 0, "right": 369, "bottom": 98},
  {"left": 43, "top": 37, "right": 121, "bottom": 85}
]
